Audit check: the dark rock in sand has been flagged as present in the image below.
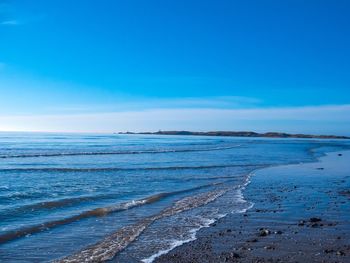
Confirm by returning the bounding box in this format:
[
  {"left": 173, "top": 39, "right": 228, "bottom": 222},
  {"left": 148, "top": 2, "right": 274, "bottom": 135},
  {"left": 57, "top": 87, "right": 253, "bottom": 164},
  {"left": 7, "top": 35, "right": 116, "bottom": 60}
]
[
  {"left": 259, "top": 228, "right": 270, "bottom": 236},
  {"left": 221, "top": 252, "right": 240, "bottom": 262},
  {"left": 339, "top": 190, "right": 350, "bottom": 197},
  {"left": 231, "top": 252, "right": 240, "bottom": 258},
  {"left": 298, "top": 220, "right": 306, "bottom": 226},
  {"left": 336, "top": 251, "right": 346, "bottom": 256},
  {"left": 264, "top": 245, "right": 275, "bottom": 250},
  {"left": 327, "top": 222, "right": 337, "bottom": 226},
  {"left": 309, "top": 217, "right": 322, "bottom": 223}
]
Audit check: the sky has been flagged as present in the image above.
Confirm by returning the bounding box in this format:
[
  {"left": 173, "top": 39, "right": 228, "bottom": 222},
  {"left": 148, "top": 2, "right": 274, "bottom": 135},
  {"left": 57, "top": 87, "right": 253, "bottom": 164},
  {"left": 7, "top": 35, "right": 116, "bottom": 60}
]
[{"left": 0, "top": 0, "right": 349, "bottom": 134}]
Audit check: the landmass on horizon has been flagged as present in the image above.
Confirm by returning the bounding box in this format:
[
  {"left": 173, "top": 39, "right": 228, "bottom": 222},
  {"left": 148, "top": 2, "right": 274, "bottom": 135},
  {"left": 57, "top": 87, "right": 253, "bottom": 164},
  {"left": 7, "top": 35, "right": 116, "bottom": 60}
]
[{"left": 118, "top": 130, "right": 350, "bottom": 140}]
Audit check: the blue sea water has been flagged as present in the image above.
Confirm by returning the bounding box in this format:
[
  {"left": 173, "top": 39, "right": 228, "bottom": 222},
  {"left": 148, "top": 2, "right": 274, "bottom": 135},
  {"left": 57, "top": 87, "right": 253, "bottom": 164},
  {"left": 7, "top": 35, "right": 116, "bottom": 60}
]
[{"left": 0, "top": 132, "right": 349, "bottom": 262}]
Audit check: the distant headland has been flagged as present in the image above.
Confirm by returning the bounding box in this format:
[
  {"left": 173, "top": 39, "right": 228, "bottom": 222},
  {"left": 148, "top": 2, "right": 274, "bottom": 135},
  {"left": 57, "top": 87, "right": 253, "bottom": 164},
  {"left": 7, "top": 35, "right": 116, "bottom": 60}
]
[{"left": 118, "top": 131, "right": 350, "bottom": 139}]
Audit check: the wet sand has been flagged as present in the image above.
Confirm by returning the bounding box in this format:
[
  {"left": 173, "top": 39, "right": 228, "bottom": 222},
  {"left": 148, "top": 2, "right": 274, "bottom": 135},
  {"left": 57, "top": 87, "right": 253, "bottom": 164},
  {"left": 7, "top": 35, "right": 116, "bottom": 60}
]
[{"left": 156, "top": 150, "right": 350, "bottom": 263}]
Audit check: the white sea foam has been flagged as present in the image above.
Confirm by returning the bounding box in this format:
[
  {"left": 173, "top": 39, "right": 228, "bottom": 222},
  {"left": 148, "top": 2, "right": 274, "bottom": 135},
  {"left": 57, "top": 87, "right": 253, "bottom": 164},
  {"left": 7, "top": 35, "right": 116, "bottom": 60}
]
[
  {"left": 140, "top": 174, "right": 254, "bottom": 263},
  {"left": 56, "top": 168, "right": 256, "bottom": 263},
  {"left": 56, "top": 189, "right": 228, "bottom": 262},
  {"left": 141, "top": 217, "right": 216, "bottom": 263}
]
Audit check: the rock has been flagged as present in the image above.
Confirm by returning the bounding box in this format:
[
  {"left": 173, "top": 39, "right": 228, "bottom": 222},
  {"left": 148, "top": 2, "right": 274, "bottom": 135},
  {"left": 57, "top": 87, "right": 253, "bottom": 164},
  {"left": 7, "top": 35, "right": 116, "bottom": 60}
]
[
  {"left": 274, "top": 230, "right": 283, "bottom": 234},
  {"left": 338, "top": 153, "right": 342, "bottom": 156},
  {"left": 339, "top": 190, "right": 350, "bottom": 197},
  {"left": 264, "top": 245, "right": 275, "bottom": 250},
  {"left": 309, "top": 217, "right": 322, "bottom": 223},
  {"left": 259, "top": 228, "right": 270, "bottom": 236},
  {"left": 324, "top": 249, "right": 334, "bottom": 254},
  {"left": 298, "top": 220, "right": 306, "bottom": 226},
  {"left": 230, "top": 252, "right": 240, "bottom": 258},
  {"left": 316, "top": 167, "right": 324, "bottom": 170},
  {"left": 336, "top": 250, "right": 345, "bottom": 256}
]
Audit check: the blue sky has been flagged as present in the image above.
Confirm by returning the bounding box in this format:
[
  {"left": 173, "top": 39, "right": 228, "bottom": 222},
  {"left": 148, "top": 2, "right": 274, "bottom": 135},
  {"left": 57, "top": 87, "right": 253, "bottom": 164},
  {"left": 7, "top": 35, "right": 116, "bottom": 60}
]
[{"left": 0, "top": 0, "right": 349, "bottom": 134}]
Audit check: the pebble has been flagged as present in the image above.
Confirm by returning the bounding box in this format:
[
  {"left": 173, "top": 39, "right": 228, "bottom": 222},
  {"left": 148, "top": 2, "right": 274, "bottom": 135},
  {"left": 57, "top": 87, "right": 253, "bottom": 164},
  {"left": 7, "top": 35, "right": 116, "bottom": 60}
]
[{"left": 259, "top": 228, "right": 270, "bottom": 236}]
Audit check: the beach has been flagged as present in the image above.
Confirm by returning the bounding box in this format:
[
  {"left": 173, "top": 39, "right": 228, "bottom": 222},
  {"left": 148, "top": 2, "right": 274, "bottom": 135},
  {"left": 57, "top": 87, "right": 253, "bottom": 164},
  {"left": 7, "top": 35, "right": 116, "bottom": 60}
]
[
  {"left": 0, "top": 134, "right": 349, "bottom": 262},
  {"left": 156, "top": 150, "right": 350, "bottom": 262},
  {"left": 3, "top": 0, "right": 350, "bottom": 261}
]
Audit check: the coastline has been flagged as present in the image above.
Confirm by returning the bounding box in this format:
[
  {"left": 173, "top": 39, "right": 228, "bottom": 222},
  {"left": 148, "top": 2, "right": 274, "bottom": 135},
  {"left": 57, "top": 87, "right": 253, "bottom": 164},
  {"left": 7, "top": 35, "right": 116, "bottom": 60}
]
[
  {"left": 155, "top": 150, "right": 350, "bottom": 262},
  {"left": 2, "top": 136, "right": 349, "bottom": 262},
  {"left": 118, "top": 131, "right": 350, "bottom": 140}
]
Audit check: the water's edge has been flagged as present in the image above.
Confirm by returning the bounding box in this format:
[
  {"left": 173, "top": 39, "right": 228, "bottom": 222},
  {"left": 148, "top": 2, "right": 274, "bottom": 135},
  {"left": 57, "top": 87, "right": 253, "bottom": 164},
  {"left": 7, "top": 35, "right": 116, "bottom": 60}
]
[{"left": 138, "top": 147, "right": 349, "bottom": 263}]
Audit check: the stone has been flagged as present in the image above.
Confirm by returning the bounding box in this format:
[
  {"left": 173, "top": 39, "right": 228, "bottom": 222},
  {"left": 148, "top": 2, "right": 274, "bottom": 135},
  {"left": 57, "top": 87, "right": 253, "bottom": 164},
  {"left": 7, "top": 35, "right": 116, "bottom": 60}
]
[{"left": 259, "top": 228, "right": 270, "bottom": 236}]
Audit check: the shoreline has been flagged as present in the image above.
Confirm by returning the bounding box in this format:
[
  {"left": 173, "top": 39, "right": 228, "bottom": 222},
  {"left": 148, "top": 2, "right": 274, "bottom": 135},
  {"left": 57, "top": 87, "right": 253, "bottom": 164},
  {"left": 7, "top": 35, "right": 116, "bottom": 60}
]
[
  {"left": 118, "top": 131, "right": 350, "bottom": 140},
  {"left": 141, "top": 175, "right": 255, "bottom": 263},
  {"left": 155, "top": 150, "right": 350, "bottom": 262}
]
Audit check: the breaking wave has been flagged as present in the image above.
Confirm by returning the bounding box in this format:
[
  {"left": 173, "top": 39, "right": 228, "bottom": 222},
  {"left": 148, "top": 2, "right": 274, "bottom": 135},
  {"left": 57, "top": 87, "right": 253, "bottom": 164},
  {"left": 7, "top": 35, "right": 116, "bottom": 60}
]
[
  {"left": 0, "top": 183, "right": 218, "bottom": 244},
  {"left": 0, "top": 164, "right": 265, "bottom": 173},
  {"left": 0, "top": 145, "right": 241, "bottom": 159},
  {"left": 55, "top": 188, "right": 229, "bottom": 262}
]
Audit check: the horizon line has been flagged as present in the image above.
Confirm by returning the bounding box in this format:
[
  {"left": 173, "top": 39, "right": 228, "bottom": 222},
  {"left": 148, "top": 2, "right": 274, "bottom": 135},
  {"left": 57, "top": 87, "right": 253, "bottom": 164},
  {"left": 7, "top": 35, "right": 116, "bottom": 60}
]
[{"left": 1, "top": 130, "right": 349, "bottom": 139}]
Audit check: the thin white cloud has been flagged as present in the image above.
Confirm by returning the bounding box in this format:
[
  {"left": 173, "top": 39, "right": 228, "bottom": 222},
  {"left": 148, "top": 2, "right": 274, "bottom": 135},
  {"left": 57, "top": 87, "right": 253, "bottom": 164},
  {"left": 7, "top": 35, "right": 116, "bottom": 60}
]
[
  {"left": 0, "top": 20, "right": 19, "bottom": 25},
  {"left": 0, "top": 72, "right": 262, "bottom": 114},
  {"left": 45, "top": 96, "right": 262, "bottom": 113},
  {"left": 0, "top": 104, "right": 349, "bottom": 135}
]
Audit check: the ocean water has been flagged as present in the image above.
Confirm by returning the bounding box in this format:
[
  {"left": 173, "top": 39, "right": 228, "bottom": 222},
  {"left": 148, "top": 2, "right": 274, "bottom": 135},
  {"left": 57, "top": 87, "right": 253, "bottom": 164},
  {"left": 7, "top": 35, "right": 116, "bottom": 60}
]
[{"left": 0, "top": 132, "right": 349, "bottom": 262}]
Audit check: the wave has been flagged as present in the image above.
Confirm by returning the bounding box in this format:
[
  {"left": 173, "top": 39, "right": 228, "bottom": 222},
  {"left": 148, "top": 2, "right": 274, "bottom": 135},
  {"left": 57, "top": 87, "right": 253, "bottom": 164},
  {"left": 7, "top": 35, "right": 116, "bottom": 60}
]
[
  {"left": 55, "top": 188, "right": 229, "bottom": 263},
  {"left": 0, "top": 145, "right": 241, "bottom": 159},
  {"left": 0, "top": 193, "right": 119, "bottom": 220},
  {"left": 182, "top": 175, "right": 243, "bottom": 182},
  {"left": 0, "top": 163, "right": 265, "bottom": 173},
  {"left": 141, "top": 217, "right": 218, "bottom": 263},
  {"left": 0, "top": 183, "right": 217, "bottom": 244},
  {"left": 141, "top": 174, "right": 255, "bottom": 263}
]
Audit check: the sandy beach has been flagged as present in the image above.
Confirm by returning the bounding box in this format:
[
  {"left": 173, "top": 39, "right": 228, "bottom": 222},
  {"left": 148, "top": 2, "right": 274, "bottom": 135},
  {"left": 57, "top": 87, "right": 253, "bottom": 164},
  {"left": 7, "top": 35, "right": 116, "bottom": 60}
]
[{"left": 156, "top": 150, "right": 350, "bottom": 263}]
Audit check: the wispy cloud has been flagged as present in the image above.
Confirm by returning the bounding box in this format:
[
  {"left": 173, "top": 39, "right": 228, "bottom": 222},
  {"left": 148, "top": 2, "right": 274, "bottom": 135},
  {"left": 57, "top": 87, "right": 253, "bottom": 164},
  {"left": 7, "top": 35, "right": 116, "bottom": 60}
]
[
  {"left": 0, "top": 72, "right": 262, "bottom": 114},
  {"left": 0, "top": 14, "right": 46, "bottom": 27},
  {"left": 46, "top": 96, "right": 262, "bottom": 113},
  {"left": 0, "top": 19, "right": 19, "bottom": 25}
]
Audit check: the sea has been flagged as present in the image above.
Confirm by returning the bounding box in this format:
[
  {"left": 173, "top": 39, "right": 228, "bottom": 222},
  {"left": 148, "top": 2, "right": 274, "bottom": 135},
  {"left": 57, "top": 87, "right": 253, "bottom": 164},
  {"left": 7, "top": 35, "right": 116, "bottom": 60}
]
[{"left": 0, "top": 132, "right": 349, "bottom": 262}]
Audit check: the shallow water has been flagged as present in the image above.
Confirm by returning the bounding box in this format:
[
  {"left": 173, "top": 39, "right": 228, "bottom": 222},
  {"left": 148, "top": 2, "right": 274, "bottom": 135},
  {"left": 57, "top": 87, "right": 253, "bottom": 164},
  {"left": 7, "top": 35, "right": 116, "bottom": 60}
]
[{"left": 0, "top": 132, "right": 349, "bottom": 262}]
